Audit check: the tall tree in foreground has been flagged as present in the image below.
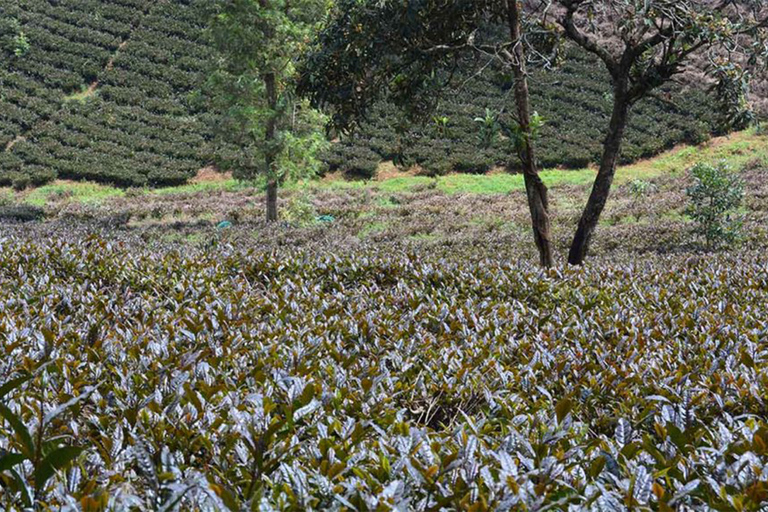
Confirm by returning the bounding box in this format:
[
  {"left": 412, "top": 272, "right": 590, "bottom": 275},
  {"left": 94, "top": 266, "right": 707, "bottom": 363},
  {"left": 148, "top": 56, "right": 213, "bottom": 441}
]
[
  {"left": 508, "top": 0, "right": 554, "bottom": 267},
  {"left": 545, "top": 0, "right": 768, "bottom": 264},
  {"left": 209, "top": 0, "right": 329, "bottom": 222},
  {"left": 302, "top": 0, "right": 767, "bottom": 264},
  {"left": 299, "top": 0, "right": 556, "bottom": 267}
]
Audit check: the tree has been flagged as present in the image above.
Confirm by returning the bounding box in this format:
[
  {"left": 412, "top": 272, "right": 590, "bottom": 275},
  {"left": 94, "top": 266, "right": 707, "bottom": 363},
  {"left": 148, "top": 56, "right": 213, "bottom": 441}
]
[
  {"left": 685, "top": 161, "right": 744, "bottom": 250},
  {"left": 301, "top": 0, "right": 768, "bottom": 264},
  {"left": 209, "top": 0, "right": 329, "bottom": 222},
  {"left": 299, "top": 0, "right": 557, "bottom": 267},
  {"left": 541, "top": 0, "right": 768, "bottom": 264}
]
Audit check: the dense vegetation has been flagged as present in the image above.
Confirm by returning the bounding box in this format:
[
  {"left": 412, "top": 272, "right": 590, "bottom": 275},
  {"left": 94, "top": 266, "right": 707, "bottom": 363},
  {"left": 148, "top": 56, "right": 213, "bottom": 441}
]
[
  {"left": 1, "top": 126, "right": 767, "bottom": 508},
  {"left": 0, "top": 0, "right": 767, "bottom": 509},
  {"left": 0, "top": 0, "right": 214, "bottom": 188},
  {"left": 1, "top": 234, "right": 767, "bottom": 509},
  {"left": 0, "top": 1, "right": 720, "bottom": 188}
]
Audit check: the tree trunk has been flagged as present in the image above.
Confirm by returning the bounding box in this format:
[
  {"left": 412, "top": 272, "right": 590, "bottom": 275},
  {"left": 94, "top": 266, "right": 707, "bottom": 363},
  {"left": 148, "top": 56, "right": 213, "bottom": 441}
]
[
  {"left": 567, "top": 82, "right": 631, "bottom": 265},
  {"left": 264, "top": 71, "right": 278, "bottom": 222},
  {"left": 507, "top": 0, "right": 554, "bottom": 268},
  {"left": 266, "top": 179, "right": 278, "bottom": 222}
]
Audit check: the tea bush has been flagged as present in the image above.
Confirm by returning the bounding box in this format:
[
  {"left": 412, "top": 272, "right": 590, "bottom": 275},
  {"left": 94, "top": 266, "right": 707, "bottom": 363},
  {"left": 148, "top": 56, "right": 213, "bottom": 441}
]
[
  {"left": 0, "top": 0, "right": 213, "bottom": 188},
  {"left": 1, "top": 237, "right": 768, "bottom": 510},
  {"left": 329, "top": 48, "right": 718, "bottom": 178}
]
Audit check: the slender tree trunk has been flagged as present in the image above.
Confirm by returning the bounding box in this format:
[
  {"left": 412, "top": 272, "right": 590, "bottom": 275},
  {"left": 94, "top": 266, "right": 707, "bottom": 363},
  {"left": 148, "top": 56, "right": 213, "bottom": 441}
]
[
  {"left": 266, "top": 179, "right": 278, "bottom": 221},
  {"left": 264, "top": 71, "right": 278, "bottom": 222},
  {"left": 567, "top": 81, "right": 631, "bottom": 265},
  {"left": 507, "top": 0, "right": 554, "bottom": 268}
]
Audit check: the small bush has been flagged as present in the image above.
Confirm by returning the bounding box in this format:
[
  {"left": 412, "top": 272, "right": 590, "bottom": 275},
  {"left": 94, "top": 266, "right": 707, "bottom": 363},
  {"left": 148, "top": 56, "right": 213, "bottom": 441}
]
[
  {"left": 283, "top": 192, "right": 317, "bottom": 226},
  {"left": 0, "top": 204, "right": 46, "bottom": 222},
  {"left": 685, "top": 162, "right": 744, "bottom": 249},
  {"left": 0, "top": 189, "right": 12, "bottom": 207},
  {"left": 11, "top": 172, "right": 32, "bottom": 191},
  {"left": 627, "top": 179, "right": 657, "bottom": 221}
]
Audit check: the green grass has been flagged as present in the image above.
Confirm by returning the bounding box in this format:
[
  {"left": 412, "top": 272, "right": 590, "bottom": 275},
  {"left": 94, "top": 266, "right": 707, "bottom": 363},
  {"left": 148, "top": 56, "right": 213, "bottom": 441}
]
[
  {"left": 359, "top": 220, "right": 388, "bottom": 238},
  {"left": 362, "top": 128, "right": 768, "bottom": 195},
  {"left": 4, "top": 129, "right": 766, "bottom": 204},
  {"left": 22, "top": 182, "right": 125, "bottom": 206},
  {"left": 407, "top": 233, "right": 439, "bottom": 242},
  {"left": 618, "top": 127, "right": 768, "bottom": 182}
]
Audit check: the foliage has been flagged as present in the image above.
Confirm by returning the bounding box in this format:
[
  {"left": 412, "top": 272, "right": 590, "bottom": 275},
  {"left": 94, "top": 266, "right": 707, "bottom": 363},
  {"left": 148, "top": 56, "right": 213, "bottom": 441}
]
[
  {"left": 0, "top": 0, "right": 733, "bottom": 189},
  {"left": 474, "top": 109, "right": 500, "bottom": 148},
  {"left": 685, "top": 162, "right": 745, "bottom": 249},
  {"left": 626, "top": 179, "right": 657, "bottom": 221},
  {"left": 283, "top": 190, "right": 318, "bottom": 226},
  {"left": 0, "top": 204, "right": 45, "bottom": 222},
  {"left": 712, "top": 62, "right": 757, "bottom": 134},
  {"left": 0, "top": 372, "right": 86, "bottom": 508},
  {"left": 207, "top": 0, "right": 329, "bottom": 186},
  {"left": 0, "top": 0, "right": 215, "bottom": 188},
  {"left": 310, "top": 39, "right": 718, "bottom": 178},
  {"left": 0, "top": 18, "right": 29, "bottom": 57},
  {"left": 1, "top": 236, "right": 768, "bottom": 509},
  {"left": 505, "top": 111, "right": 545, "bottom": 155}
]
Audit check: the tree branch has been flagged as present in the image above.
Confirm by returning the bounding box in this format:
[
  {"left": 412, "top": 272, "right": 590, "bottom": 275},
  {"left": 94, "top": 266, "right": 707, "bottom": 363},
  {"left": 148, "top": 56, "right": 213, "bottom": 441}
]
[{"left": 558, "top": 0, "right": 619, "bottom": 74}]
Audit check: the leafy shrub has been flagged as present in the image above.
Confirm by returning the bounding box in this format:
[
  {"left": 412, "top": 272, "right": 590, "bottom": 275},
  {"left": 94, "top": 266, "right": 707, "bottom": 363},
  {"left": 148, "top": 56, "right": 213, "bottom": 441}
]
[
  {"left": 0, "top": 373, "right": 86, "bottom": 507},
  {"left": 627, "top": 179, "right": 657, "bottom": 221},
  {"left": 337, "top": 144, "right": 380, "bottom": 178},
  {"left": 0, "top": 204, "right": 45, "bottom": 222},
  {"left": 685, "top": 162, "right": 744, "bottom": 249},
  {"left": 283, "top": 191, "right": 318, "bottom": 226},
  {"left": 0, "top": 189, "right": 12, "bottom": 206},
  {"left": 11, "top": 172, "right": 31, "bottom": 191}
]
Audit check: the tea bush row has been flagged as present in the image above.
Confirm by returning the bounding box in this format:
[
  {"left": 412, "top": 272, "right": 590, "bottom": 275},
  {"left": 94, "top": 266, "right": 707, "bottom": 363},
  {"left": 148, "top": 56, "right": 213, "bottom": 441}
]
[{"left": 327, "top": 49, "right": 717, "bottom": 178}]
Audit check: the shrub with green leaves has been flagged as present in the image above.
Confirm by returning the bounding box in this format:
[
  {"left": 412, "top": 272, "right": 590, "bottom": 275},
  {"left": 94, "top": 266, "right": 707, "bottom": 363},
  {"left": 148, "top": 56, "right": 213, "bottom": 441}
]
[
  {"left": 685, "top": 162, "right": 744, "bottom": 249},
  {"left": 627, "top": 179, "right": 657, "bottom": 221}
]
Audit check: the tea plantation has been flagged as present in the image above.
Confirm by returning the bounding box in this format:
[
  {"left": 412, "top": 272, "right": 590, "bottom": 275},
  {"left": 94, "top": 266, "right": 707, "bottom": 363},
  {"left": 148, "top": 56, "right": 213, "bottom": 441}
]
[
  {"left": 0, "top": 0, "right": 214, "bottom": 188},
  {"left": 327, "top": 48, "right": 718, "bottom": 177},
  {"left": 1, "top": 150, "right": 768, "bottom": 509},
  {"left": 1, "top": 1, "right": 719, "bottom": 187},
  {"left": 1, "top": 236, "right": 767, "bottom": 510}
]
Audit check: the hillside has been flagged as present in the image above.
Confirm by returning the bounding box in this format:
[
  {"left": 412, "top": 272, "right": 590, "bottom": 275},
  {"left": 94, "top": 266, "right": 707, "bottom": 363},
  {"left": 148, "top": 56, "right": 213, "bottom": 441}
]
[
  {"left": 329, "top": 48, "right": 719, "bottom": 177},
  {"left": 1, "top": 1, "right": 720, "bottom": 188},
  {"left": 0, "top": 0, "right": 213, "bottom": 188}
]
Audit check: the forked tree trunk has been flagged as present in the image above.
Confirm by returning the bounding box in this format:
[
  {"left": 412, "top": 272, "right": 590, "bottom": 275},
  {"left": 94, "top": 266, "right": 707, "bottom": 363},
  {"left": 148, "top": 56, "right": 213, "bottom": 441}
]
[
  {"left": 264, "top": 71, "right": 279, "bottom": 222},
  {"left": 507, "top": 0, "right": 554, "bottom": 268},
  {"left": 568, "top": 81, "right": 632, "bottom": 265}
]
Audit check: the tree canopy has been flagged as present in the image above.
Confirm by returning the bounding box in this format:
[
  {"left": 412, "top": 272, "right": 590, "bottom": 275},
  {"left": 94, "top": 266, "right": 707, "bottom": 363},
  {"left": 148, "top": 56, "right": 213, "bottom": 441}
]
[{"left": 209, "top": 0, "right": 329, "bottom": 220}]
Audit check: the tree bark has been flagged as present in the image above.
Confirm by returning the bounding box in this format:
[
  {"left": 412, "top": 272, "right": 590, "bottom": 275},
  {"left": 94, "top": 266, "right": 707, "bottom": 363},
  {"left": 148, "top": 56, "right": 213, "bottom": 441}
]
[
  {"left": 507, "top": 0, "right": 554, "bottom": 268},
  {"left": 264, "top": 71, "right": 279, "bottom": 222},
  {"left": 567, "top": 80, "right": 631, "bottom": 265},
  {"left": 266, "top": 179, "right": 278, "bottom": 222}
]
